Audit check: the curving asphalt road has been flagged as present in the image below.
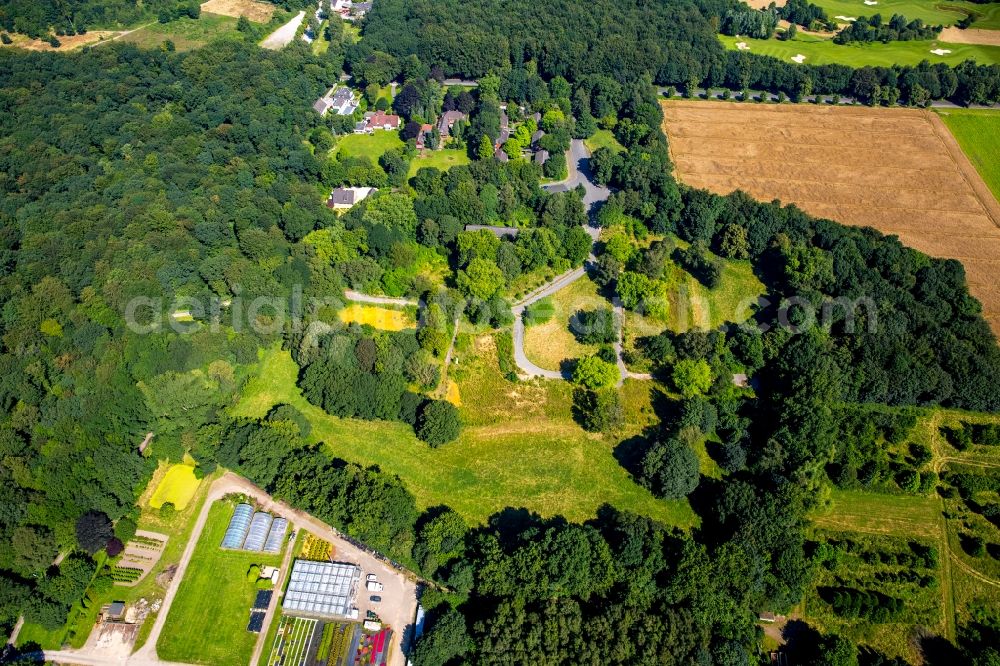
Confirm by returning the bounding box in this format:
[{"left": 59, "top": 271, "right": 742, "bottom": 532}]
[{"left": 512, "top": 140, "right": 620, "bottom": 381}]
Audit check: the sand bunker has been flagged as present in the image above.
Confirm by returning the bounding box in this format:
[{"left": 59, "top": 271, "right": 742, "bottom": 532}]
[
  {"left": 736, "top": 41, "right": 751, "bottom": 50},
  {"left": 835, "top": 15, "right": 857, "bottom": 21},
  {"left": 863, "top": 0, "right": 878, "bottom": 5},
  {"left": 930, "top": 48, "right": 952, "bottom": 55},
  {"left": 791, "top": 54, "right": 807, "bottom": 63}
]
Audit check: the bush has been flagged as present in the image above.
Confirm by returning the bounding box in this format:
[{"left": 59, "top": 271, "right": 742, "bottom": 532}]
[
  {"left": 247, "top": 565, "right": 261, "bottom": 582},
  {"left": 159, "top": 502, "right": 176, "bottom": 519},
  {"left": 941, "top": 424, "right": 973, "bottom": 450},
  {"left": 523, "top": 298, "right": 555, "bottom": 326},
  {"left": 572, "top": 388, "right": 623, "bottom": 433},
  {"left": 641, "top": 437, "right": 700, "bottom": 499},
  {"left": 417, "top": 400, "right": 461, "bottom": 447},
  {"left": 572, "top": 355, "right": 619, "bottom": 390},
  {"left": 76, "top": 511, "right": 115, "bottom": 555},
  {"left": 570, "top": 308, "right": 617, "bottom": 345}
]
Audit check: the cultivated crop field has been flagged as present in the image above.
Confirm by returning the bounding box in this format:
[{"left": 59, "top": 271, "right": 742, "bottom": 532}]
[{"left": 661, "top": 100, "right": 1000, "bottom": 334}]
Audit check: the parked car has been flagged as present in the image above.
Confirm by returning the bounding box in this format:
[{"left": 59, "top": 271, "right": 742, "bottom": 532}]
[
  {"left": 370, "top": 595, "right": 382, "bottom": 603},
  {"left": 366, "top": 574, "right": 377, "bottom": 581},
  {"left": 365, "top": 580, "right": 384, "bottom": 592}
]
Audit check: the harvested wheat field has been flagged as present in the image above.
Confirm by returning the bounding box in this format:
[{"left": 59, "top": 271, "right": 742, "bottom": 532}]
[
  {"left": 200, "top": 0, "right": 274, "bottom": 22},
  {"left": 662, "top": 100, "right": 1000, "bottom": 334}
]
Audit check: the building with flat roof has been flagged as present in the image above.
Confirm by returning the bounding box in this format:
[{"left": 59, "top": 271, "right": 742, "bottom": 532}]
[{"left": 282, "top": 559, "right": 361, "bottom": 618}]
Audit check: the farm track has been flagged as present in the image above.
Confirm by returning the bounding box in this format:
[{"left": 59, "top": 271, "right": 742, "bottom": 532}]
[{"left": 662, "top": 100, "right": 1000, "bottom": 335}]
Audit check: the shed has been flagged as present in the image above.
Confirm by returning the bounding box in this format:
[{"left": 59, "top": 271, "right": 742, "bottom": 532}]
[{"left": 107, "top": 602, "right": 126, "bottom": 620}]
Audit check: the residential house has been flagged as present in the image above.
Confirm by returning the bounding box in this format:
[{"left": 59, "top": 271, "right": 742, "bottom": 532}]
[
  {"left": 367, "top": 110, "right": 400, "bottom": 131},
  {"left": 438, "top": 110, "right": 467, "bottom": 138},
  {"left": 494, "top": 147, "right": 509, "bottom": 163},
  {"left": 327, "top": 187, "right": 377, "bottom": 210},
  {"left": 534, "top": 149, "right": 549, "bottom": 166},
  {"left": 313, "top": 86, "right": 358, "bottom": 117},
  {"left": 415, "top": 123, "right": 434, "bottom": 150},
  {"left": 355, "top": 110, "right": 400, "bottom": 134},
  {"left": 531, "top": 129, "right": 545, "bottom": 148}
]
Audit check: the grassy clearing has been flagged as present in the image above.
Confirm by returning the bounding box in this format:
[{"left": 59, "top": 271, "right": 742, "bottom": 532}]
[
  {"left": 407, "top": 149, "right": 471, "bottom": 177},
  {"left": 719, "top": 33, "right": 1000, "bottom": 66},
  {"left": 810, "top": 0, "right": 997, "bottom": 27},
  {"left": 158, "top": 499, "right": 284, "bottom": 665},
  {"left": 200, "top": 0, "right": 274, "bottom": 22},
  {"left": 333, "top": 131, "right": 405, "bottom": 162},
  {"left": 119, "top": 13, "right": 241, "bottom": 50},
  {"left": 148, "top": 464, "right": 201, "bottom": 510},
  {"left": 584, "top": 129, "right": 625, "bottom": 154},
  {"left": 523, "top": 275, "right": 610, "bottom": 371},
  {"left": 936, "top": 108, "right": 1000, "bottom": 203},
  {"left": 234, "top": 343, "right": 696, "bottom": 527},
  {"left": 337, "top": 304, "right": 415, "bottom": 331},
  {"left": 812, "top": 489, "right": 944, "bottom": 539},
  {"left": 803, "top": 529, "right": 945, "bottom": 662}
]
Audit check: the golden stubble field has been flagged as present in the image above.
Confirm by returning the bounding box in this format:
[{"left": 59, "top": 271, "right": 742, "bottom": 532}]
[{"left": 661, "top": 100, "right": 1000, "bottom": 334}]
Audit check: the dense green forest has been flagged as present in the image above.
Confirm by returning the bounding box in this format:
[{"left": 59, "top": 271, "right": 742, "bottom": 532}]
[{"left": 0, "top": 0, "right": 999, "bottom": 663}]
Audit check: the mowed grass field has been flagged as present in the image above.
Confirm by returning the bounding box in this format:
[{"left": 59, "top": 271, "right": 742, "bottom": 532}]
[
  {"left": 936, "top": 108, "right": 1000, "bottom": 202},
  {"left": 119, "top": 14, "right": 242, "bottom": 50},
  {"left": 407, "top": 149, "right": 471, "bottom": 177},
  {"left": 334, "top": 131, "right": 404, "bottom": 162},
  {"left": 148, "top": 463, "right": 201, "bottom": 510},
  {"left": 523, "top": 275, "right": 609, "bottom": 371},
  {"left": 584, "top": 129, "right": 625, "bottom": 154},
  {"left": 808, "top": 0, "right": 995, "bottom": 26},
  {"left": 158, "top": 499, "right": 284, "bottom": 665},
  {"left": 234, "top": 343, "right": 696, "bottom": 527},
  {"left": 661, "top": 100, "right": 1000, "bottom": 335},
  {"left": 812, "top": 489, "right": 944, "bottom": 538},
  {"left": 719, "top": 33, "right": 1000, "bottom": 66}
]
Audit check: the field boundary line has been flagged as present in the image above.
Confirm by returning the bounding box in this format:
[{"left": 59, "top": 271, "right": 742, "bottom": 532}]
[{"left": 925, "top": 110, "right": 1000, "bottom": 227}]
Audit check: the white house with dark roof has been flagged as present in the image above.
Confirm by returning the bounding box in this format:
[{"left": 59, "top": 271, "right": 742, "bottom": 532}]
[
  {"left": 313, "top": 86, "right": 358, "bottom": 116},
  {"left": 327, "top": 186, "right": 377, "bottom": 210}
]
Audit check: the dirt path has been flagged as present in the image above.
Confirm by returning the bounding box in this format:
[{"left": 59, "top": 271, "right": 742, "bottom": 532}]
[
  {"left": 343, "top": 290, "right": 417, "bottom": 307},
  {"left": 260, "top": 10, "right": 304, "bottom": 49}
]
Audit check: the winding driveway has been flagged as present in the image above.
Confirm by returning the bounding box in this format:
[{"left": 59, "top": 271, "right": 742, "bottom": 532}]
[{"left": 512, "top": 140, "right": 622, "bottom": 381}]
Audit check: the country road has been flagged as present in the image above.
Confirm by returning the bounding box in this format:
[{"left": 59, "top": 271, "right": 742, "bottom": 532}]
[
  {"left": 343, "top": 290, "right": 417, "bottom": 307},
  {"left": 260, "top": 10, "right": 304, "bottom": 50}
]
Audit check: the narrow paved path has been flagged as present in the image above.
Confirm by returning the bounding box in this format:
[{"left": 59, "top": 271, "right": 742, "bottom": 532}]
[
  {"left": 260, "top": 10, "right": 304, "bottom": 50},
  {"left": 249, "top": 537, "right": 295, "bottom": 666},
  {"left": 343, "top": 290, "right": 417, "bottom": 307}
]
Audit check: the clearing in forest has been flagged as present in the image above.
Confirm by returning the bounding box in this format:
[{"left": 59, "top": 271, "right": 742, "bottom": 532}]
[
  {"left": 148, "top": 463, "right": 201, "bottom": 510},
  {"left": 661, "top": 100, "right": 1000, "bottom": 335},
  {"left": 200, "top": 0, "right": 274, "bottom": 22},
  {"left": 337, "top": 304, "right": 415, "bottom": 331},
  {"left": 233, "top": 344, "right": 696, "bottom": 527}
]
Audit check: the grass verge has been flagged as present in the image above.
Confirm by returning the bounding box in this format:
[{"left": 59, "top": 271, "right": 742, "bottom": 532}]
[{"left": 157, "top": 499, "right": 284, "bottom": 665}]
